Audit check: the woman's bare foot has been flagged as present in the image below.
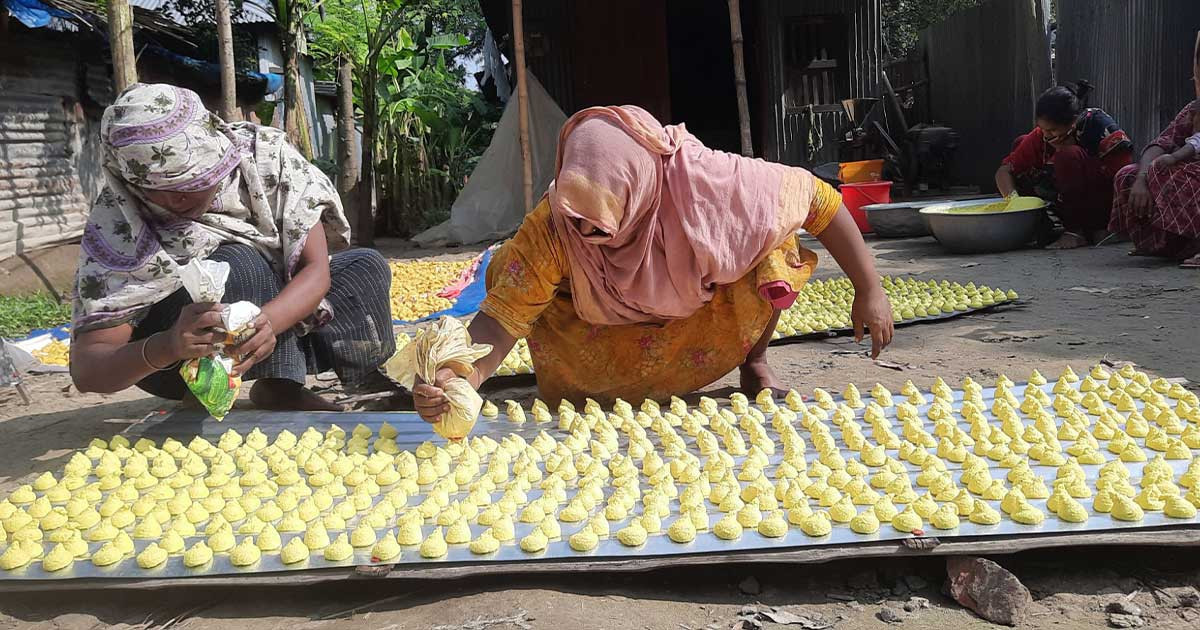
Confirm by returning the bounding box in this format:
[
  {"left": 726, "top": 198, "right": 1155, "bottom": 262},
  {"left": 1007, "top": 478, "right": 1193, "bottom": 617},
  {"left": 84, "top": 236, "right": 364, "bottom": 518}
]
[
  {"left": 1046, "top": 232, "right": 1088, "bottom": 250},
  {"left": 739, "top": 358, "right": 788, "bottom": 399},
  {"left": 250, "top": 379, "right": 344, "bottom": 412}
]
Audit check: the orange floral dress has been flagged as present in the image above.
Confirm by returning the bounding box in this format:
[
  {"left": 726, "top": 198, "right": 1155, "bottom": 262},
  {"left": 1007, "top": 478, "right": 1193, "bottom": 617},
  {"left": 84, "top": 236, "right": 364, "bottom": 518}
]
[{"left": 480, "top": 180, "right": 842, "bottom": 406}]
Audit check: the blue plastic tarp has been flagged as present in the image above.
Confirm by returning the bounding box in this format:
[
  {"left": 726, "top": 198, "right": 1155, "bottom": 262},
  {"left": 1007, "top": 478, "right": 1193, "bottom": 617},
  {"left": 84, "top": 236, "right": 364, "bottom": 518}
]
[
  {"left": 3, "top": 0, "right": 71, "bottom": 29},
  {"left": 24, "top": 325, "right": 71, "bottom": 341},
  {"left": 393, "top": 248, "right": 493, "bottom": 326}
]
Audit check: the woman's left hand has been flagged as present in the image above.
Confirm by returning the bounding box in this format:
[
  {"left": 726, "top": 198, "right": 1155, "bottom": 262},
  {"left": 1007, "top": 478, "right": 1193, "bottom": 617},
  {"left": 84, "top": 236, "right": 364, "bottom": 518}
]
[
  {"left": 851, "top": 286, "right": 894, "bottom": 358},
  {"left": 230, "top": 312, "right": 277, "bottom": 377}
]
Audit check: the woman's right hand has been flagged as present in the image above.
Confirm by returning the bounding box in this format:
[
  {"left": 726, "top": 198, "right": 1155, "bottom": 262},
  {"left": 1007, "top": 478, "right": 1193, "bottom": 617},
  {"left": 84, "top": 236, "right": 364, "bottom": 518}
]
[
  {"left": 164, "top": 302, "right": 225, "bottom": 361},
  {"left": 412, "top": 366, "right": 457, "bottom": 424},
  {"left": 1130, "top": 175, "right": 1153, "bottom": 218}
]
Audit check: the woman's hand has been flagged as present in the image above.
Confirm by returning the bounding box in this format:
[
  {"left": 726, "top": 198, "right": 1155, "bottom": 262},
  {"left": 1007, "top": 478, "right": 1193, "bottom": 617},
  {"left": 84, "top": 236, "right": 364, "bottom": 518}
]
[
  {"left": 1130, "top": 174, "right": 1153, "bottom": 218},
  {"left": 1153, "top": 154, "right": 1178, "bottom": 170},
  {"left": 412, "top": 367, "right": 457, "bottom": 424},
  {"left": 164, "top": 303, "right": 225, "bottom": 362},
  {"left": 230, "top": 312, "right": 277, "bottom": 377},
  {"left": 851, "top": 287, "right": 894, "bottom": 358}
]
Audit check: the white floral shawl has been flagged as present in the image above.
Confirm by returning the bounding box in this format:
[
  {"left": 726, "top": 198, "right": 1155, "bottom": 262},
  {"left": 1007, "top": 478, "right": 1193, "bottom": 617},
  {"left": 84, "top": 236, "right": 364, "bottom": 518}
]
[{"left": 72, "top": 84, "right": 351, "bottom": 333}]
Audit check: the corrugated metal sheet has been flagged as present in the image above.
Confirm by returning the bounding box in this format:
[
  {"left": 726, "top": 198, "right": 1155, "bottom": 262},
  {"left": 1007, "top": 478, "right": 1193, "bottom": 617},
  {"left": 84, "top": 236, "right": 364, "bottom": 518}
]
[
  {"left": 760, "top": 0, "right": 882, "bottom": 166},
  {"left": 0, "top": 26, "right": 111, "bottom": 260},
  {"left": 924, "top": 0, "right": 1052, "bottom": 190},
  {"left": 1057, "top": 0, "right": 1200, "bottom": 152},
  {"left": 521, "top": 0, "right": 576, "bottom": 114},
  {"left": 129, "top": 0, "right": 275, "bottom": 24}
]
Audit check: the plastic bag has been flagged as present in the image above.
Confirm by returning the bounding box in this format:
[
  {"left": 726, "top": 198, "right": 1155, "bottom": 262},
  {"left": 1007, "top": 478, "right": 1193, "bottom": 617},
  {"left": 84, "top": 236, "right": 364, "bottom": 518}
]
[
  {"left": 179, "top": 355, "right": 239, "bottom": 420},
  {"left": 384, "top": 317, "right": 492, "bottom": 440},
  {"left": 175, "top": 259, "right": 261, "bottom": 420},
  {"left": 179, "top": 259, "right": 229, "bottom": 304}
]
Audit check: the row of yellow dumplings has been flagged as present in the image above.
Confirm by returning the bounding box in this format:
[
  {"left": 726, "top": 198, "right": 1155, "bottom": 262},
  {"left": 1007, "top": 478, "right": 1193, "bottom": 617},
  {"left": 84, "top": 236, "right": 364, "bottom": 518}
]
[
  {"left": 422, "top": 365, "right": 1199, "bottom": 555},
  {"left": 0, "top": 423, "right": 435, "bottom": 572},
  {"left": 389, "top": 259, "right": 473, "bottom": 322},
  {"left": 399, "top": 276, "right": 1022, "bottom": 378},
  {"left": 1, "top": 365, "right": 1197, "bottom": 573},
  {"left": 773, "top": 276, "right": 1018, "bottom": 339}
]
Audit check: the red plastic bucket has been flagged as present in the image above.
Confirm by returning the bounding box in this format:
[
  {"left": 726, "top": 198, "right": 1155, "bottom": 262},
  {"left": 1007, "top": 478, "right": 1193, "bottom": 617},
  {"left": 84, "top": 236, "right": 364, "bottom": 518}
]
[{"left": 841, "top": 181, "right": 893, "bottom": 233}]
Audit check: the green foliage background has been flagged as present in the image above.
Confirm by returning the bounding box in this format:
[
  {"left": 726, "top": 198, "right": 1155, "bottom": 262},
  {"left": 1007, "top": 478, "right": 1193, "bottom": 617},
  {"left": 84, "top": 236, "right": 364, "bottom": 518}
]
[
  {"left": 881, "top": 0, "right": 988, "bottom": 60},
  {"left": 309, "top": 0, "right": 501, "bottom": 237}
]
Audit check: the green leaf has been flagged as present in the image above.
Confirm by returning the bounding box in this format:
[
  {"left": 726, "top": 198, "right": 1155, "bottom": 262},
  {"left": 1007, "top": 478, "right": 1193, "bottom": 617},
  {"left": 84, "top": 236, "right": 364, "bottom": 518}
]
[
  {"left": 398, "top": 27, "right": 416, "bottom": 51},
  {"left": 427, "top": 33, "right": 469, "bottom": 50}
]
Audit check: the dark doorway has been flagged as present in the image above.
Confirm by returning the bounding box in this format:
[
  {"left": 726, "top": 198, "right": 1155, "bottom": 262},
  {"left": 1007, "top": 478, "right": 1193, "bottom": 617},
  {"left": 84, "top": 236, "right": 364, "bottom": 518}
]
[
  {"left": 666, "top": 0, "right": 748, "bottom": 154},
  {"left": 782, "top": 14, "right": 850, "bottom": 109}
]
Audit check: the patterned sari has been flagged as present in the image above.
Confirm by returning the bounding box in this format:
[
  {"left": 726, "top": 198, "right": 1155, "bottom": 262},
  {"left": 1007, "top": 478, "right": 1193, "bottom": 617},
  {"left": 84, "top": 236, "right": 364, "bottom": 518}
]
[
  {"left": 1109, "top": 102, "right": 1200, "bottom": 259},
  {"left": 480, "top": 181, "right": 841, "bottom": 406}
]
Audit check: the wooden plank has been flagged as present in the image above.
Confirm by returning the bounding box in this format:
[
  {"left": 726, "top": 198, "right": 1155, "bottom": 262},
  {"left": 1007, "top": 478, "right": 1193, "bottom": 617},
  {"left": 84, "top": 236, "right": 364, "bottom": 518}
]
[{"left": 3, "top": 527, "right": 1196, "bottom": 593}]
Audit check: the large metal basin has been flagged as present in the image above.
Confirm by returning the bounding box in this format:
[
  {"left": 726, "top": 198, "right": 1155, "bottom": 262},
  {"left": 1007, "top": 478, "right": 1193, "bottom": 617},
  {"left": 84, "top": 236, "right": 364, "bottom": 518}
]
[
  {"left": 919, "top": 197, "right": 1047, "bottom": 254},
  {"left": 863, "top": 201, "right": 947, "bottom": 237}
]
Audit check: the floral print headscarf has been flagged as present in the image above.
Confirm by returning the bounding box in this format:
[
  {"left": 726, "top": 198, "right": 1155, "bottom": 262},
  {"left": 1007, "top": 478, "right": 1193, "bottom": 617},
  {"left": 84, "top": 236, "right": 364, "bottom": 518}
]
[{"left": 72, "top": 83, "right": 350, "bottom": 333}]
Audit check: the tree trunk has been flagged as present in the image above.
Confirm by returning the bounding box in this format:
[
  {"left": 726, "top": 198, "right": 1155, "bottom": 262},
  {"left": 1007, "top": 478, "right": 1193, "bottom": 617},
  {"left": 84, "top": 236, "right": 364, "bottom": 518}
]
[
  {"left": 511, "top": 0, "right": 534, "bottom": 212},
  {"left": 282, "top": 17, "right": 313, "bottom": 159},
  {"left": 336, "top": 56, "right": 358, "bottom": 220},
  {"left": 214, "top": 0, "right": 239, "bottom": 121},
  {"left": 107, "top": 0, "right": 138, "bottom": 94},
  {"left": 356, "top": 72, "right": 377, "bottom": 246},
  {"left": 727, "top": 0, "right": 753, "bottom": 157}
]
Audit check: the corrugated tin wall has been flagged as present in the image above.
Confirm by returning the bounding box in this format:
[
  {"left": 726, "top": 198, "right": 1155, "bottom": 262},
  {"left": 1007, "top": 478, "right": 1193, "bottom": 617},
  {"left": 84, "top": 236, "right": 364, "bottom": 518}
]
[
  {"left": 521, "top": 0, "right": 576, "bottom": 115},
  {"left": 925, "top": 0, "right": 1052, "bottom": 190},
  {"left": 760, "top": 0, "right": 882, "bottom": 166},
  {"left": 0, "top": 26, "right": 112, "bottom": 261},
  {"left": 1057, "top": 0, "right": 1200, "bottom": 151}
]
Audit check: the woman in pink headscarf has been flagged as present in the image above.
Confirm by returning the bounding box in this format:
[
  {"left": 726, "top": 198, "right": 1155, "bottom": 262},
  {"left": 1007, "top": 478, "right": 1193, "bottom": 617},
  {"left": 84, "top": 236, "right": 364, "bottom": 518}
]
[{"left": 414, "top": 106, "right": 893, "bottom": 415}]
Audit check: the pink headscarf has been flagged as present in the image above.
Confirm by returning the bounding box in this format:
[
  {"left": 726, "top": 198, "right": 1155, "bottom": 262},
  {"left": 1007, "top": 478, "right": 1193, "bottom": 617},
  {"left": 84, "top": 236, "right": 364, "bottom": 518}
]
[{"left": 548, "top": 106, "right": 817, "bottom": 326}]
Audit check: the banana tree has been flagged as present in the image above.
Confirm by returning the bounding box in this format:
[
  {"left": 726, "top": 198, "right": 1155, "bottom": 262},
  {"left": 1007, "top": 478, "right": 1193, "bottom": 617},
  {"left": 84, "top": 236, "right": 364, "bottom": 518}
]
[{"left": 309, "top": 0, "right": 492, "bottom": 241}]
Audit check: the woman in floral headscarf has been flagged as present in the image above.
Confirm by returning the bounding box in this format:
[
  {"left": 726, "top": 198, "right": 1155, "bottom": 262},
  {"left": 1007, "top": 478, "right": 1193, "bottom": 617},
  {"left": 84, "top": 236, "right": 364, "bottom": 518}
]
[
  {"left": 413, "top": 106, "right": 894, "bottom": 419},
  {"left": 69, "top": 84, "right": 395, "bottom": 411}
]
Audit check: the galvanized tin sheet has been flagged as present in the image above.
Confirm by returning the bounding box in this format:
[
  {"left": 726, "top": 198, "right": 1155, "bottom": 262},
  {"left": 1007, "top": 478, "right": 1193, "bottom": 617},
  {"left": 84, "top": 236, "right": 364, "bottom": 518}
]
[{"left": 1, "top": 379, "right": 1195, "bottom": 582}]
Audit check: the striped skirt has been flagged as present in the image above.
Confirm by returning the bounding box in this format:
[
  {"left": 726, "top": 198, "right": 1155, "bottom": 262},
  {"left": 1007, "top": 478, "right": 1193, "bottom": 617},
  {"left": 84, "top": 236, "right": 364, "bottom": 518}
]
[{"left": 134, "top": 243, "right": 396, "bottom": 399}]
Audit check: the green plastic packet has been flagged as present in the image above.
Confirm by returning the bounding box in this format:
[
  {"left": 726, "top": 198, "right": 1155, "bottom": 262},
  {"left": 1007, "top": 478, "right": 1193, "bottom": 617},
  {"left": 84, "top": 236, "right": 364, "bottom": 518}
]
[{"left": 180, "top": 355, "right": 240, "bottom": 421}]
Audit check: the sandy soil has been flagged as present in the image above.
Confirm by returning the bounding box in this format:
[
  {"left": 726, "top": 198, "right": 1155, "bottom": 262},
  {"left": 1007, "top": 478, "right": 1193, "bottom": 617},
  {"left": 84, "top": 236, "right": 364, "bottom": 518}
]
[{"left": 0, "top": 235, "right": 1197, "bottom": 629}]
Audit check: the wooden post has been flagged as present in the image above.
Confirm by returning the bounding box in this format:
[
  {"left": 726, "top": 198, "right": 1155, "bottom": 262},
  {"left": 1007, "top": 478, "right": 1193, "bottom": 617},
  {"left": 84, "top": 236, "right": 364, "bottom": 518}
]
[
  {"left": 214, "top": 0, "right": 239, "bottom": 121},
  {"left": 511, "top": 0, "right": 534, "bottom": 213},
  {"left": 728, "top": 0, "right": 753, "bottom": 157},
  {"left": 336, "top": 56, "right": 359, "bottom": 218},
  {"left": 107, "top": 0, "right": 138, "bottom": 93}
]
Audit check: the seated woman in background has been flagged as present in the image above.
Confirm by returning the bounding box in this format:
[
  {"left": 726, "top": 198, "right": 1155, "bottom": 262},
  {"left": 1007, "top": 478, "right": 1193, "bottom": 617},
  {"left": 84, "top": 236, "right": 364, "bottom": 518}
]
[
  {"left": 413, "top": 105, "right": 893, "bottom": 418},
  {"left": 995, "top": 81, "right": 1133, "bottom": 250},
  {"left": 69, "top": 84, "right": 395, "bottom": 411},
  {"left": 1109, "top": 34, "right": 1200, "bottom": 268}
]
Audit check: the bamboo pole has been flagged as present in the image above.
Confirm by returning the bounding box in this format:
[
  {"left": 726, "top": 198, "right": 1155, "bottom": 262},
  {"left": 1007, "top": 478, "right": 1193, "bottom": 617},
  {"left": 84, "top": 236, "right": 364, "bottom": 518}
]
[
  {"left": 107, "top": 0, "right": 138, "bottom": 93},
  {"left": 511, "top": 0, "right": 534, "bottom": 213},
  {"left": 728, "top": 0, "right": 753, "bottom": 157},
  {"left": 214, "top": 0, "right": 238, "bottom": 121}
]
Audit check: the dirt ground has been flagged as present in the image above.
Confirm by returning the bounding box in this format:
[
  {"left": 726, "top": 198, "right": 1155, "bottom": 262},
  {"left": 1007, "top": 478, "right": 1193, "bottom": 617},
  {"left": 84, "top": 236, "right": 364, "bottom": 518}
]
[{"left": 0, "top": 235, "right": 1198, "bottom": 629}]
